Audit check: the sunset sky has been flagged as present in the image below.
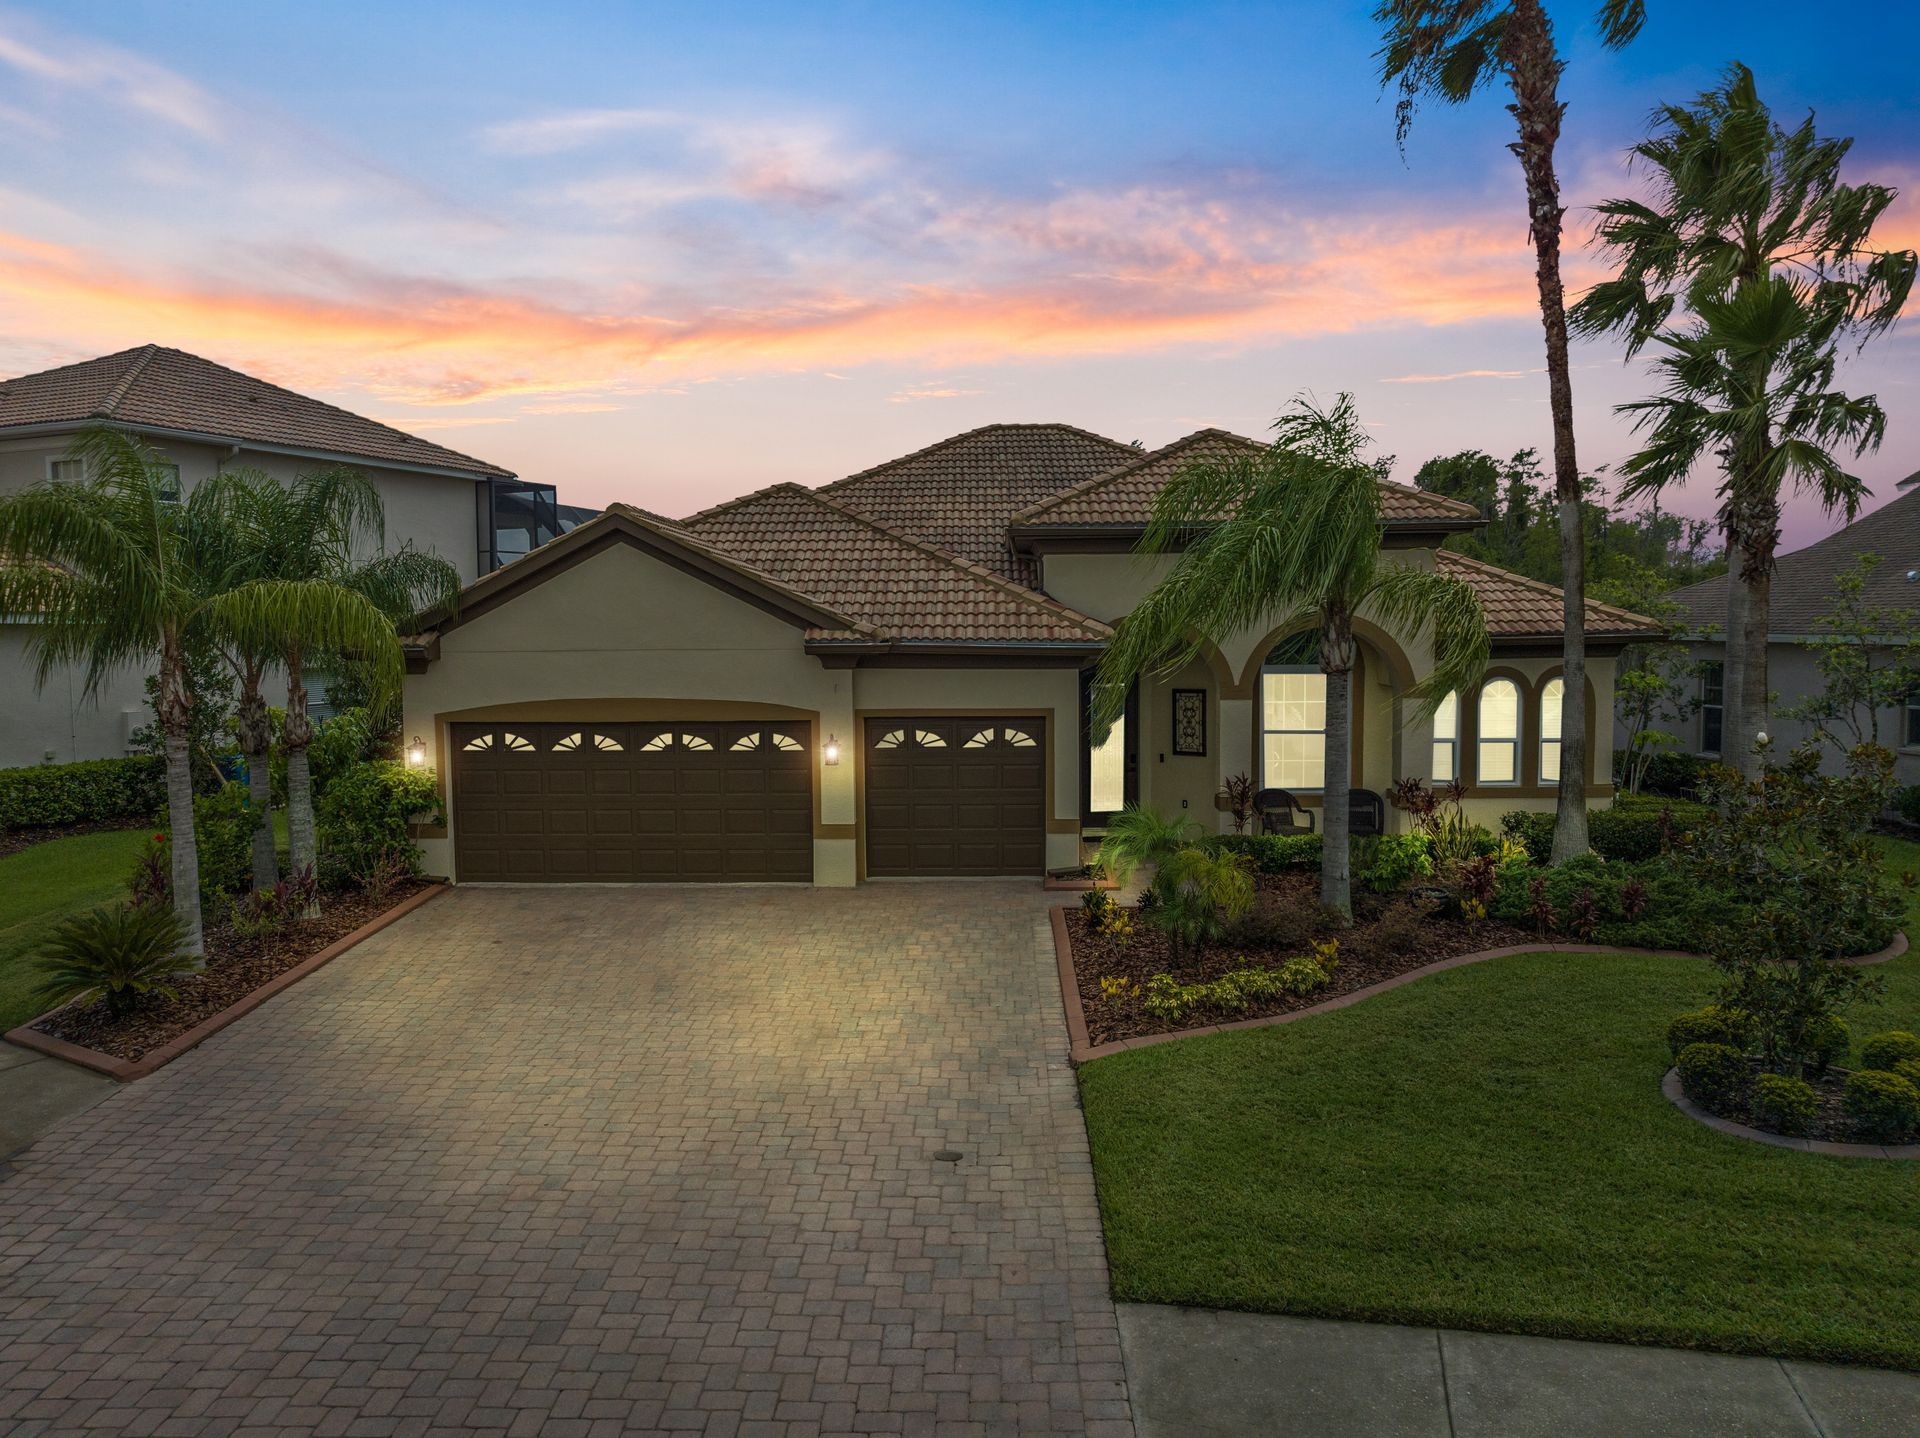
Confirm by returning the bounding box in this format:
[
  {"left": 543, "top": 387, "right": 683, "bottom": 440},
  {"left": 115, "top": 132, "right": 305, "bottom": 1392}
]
[{"left": 1, "top": 1, "right": 1915, "bottom": 546}]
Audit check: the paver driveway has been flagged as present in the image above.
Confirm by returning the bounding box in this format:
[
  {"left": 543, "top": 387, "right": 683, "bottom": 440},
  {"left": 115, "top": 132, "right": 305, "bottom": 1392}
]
[{"left": 0, "top": 884, "right": 1132, "bottom": 1438}]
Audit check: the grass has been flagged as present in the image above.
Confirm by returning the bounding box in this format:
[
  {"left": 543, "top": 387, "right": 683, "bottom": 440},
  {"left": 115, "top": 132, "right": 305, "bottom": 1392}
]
[
  {"left": 0, "top": 828, "right": 151, "bottom": 1032},
  {"left": 1079, "top": 837, "right": 1920, "bottom": 1371}
]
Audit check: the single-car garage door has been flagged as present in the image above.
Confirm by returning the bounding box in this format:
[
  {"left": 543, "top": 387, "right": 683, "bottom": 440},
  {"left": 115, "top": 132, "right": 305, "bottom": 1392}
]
[
  {"left": 864, "top": 717, "right": 1045, "bottom": 877},
  {"left": 452, "top": 720, "right": 812, "bottom": 883}
]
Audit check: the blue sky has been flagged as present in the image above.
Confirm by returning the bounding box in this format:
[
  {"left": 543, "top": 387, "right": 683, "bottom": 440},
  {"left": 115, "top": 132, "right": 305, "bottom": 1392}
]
[{"left": 1, "top": 1, "right": 1914, "bottom": 544}]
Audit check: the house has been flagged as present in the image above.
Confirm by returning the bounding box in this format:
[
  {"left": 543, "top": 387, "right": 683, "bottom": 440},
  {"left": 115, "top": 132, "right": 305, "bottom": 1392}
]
[
  {"left": 400, "top": 426, "right": 1661, "bottom": 886},
  {"left": 0, "top": 345, "right": 555, "bottom": 768},
  {"left": 1666, "top": 478, "right": 1920, "bottom": 781}
]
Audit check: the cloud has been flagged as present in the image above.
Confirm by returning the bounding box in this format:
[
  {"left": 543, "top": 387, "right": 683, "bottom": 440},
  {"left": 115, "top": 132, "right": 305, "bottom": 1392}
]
[
  {"left": 1381, "top": 366, "right": 1539, "bottom": 384},
  {"left": 887, "top": 383, "right": 985, "bottom": 403},
  {"left": 0, "top": 16, "right": 220, "bottom": 137}
]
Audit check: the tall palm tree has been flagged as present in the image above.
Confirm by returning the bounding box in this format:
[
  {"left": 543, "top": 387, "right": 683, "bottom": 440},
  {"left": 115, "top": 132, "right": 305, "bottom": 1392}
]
[
  {"left": 1092, "top": 395, "right": 1490, "bottom": 920},
  {"left": 1377, "top": 0, "right": 1645, "bottom": 862},
  {"left": 215, "top": 468, "right": 458, "bottom": 902},
  {"left": 0, "top": 426, "right": 241, "bottom": 958},
  {"left": 1571, "top": 65, "right": 1914, "bottom": 773}
]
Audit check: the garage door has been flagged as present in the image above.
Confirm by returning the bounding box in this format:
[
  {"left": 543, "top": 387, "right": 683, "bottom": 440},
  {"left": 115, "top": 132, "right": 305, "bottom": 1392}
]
[
  {"left": 864, "top": 717, "right": 1046, "bottom": 877},
  {"left": 451, "top": 721, "right": 812, "bottom": 883}
]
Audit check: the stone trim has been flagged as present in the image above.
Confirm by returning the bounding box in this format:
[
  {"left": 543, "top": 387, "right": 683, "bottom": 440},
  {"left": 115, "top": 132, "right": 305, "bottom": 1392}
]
[
  {"left": 1661, "top": 1067, "right": 1920, "bottom": 1160},
  {"left": 1054, "top": 915, "right": 1908, "bottom": 1065},
  {"left": 3, "top": 885, "right": 448, "bottom": 1081}
]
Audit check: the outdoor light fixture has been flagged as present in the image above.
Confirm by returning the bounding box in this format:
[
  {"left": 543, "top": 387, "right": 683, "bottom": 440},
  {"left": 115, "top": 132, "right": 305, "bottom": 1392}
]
[
  {"left": 407, "top": 735, "right": 427, "bottom": 768},
  {"left": 822, "top": 734, "right": 841, "bottom": 766}
]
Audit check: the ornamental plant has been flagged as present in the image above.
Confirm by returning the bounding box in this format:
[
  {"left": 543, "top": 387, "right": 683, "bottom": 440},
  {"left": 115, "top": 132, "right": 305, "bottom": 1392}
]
[
  {"left": 36, "top": 903, "right": 196, "bottom": 1019},
  {"left": 1147, "top": 845, "right": 1257, "bottom": 960},
  {"left": 1843, "top": 1070, "right": 1920, "bottom": 1143},
  {"left": 1751, "top": 1074, "right": 1819, "bottom": 1136},
  {"left": 1860, "top": 1031, "right": 1920, "bottom": 1072}
]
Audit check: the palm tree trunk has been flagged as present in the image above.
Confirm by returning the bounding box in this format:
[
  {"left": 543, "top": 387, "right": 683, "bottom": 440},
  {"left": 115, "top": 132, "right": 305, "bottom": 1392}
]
[
  {"left": 238, "top": 677, "right": 276, "bottom": 892},
  {"left": 158, "top": 642, "right": 204, "bottom": 962},
  {"left": 1731, "top": 501, "right": 1779, "bottom": 772},
  {"left": 284, "top": 652, "right": 320, "bottom": 916},
  {"left": 1506, "top": 0, "right": 1590, "bottom": 865},
  {"left": 1321, "top": 615, "right": 1354, "bottom": 922},
  {"left": 1719, "top": 532, "right": 1747, "bottom": 771}
]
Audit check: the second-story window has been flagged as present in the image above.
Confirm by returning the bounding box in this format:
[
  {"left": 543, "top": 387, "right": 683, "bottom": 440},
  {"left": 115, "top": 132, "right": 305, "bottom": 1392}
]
[
  {"left": 48, "top": 458, "right": 84, "bottom": 482},
  {"left": 1699, "top": 662, "right": 1724, "bottom": 755}
]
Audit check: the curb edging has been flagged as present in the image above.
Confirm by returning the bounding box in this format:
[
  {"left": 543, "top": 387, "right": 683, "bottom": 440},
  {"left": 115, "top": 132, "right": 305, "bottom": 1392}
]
[
  {"left": 3, "top": 884, "right": 449, "bottom": 1081},
  {"left": 1055, "top": 911, "right": 1908, "bottom": 1065},
  {"left": 1661, "top": 1067, "right": 1920, "bottom": 1160}
]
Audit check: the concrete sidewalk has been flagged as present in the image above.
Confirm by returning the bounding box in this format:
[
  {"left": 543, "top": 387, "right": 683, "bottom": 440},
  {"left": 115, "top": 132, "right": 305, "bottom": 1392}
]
[
  {"left": 0, "top": 1041, "right": 111, "bottom": 1163},
  {"left": 1121, "top": 1304, "right": 1920, "bottom": 1438}
]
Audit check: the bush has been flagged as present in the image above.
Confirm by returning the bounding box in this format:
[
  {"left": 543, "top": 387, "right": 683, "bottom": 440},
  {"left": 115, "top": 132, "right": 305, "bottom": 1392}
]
[
  {"left": 1859, "top": 1031, "right": 1920, "bottom": 1073},
  {"left": 1079, "top": 888, "right": 1114, "bottom": 922},
  {"left": 1676, "top": 1042, "right": 1750, "bottom": 1108},
  {"left": 1801, "top": 1014, "right": 1850, "bottom": 1079},
  {"left": 35, "top": 903, "right": 196, "bottom": 1018},
  {"left": 1148, "top": 845, "right": 1256, "bottom": 956},
  {"left": 1751, "top": 1074, "right": 1819, "bottom": 1136},
  {"left": 1208, "top": 832, "right": 1321, "bottom": 873},
  {"left": 1892, "top": 1058, "right": 1920, "bottom": 1091},
  {"left": 144, "top": 782, "right": 258, "bottom": 911},
  {"left": 316, "top": 761, "right": 440, "bottom": 888},
  {"left": 1501, "top": 798, "right": 1712, "bottom": 865},
  {"left": 1895, "top": 785, "right": 1920, "bottom": 826},
  {"left": 1666, "top": 1005, "right": 1751, "bottom": 1058},
  {"left": 1352, "top": 833, "right": 1433, "bottom": 893},
  {"left": 0, "top": 755, "right": 167, "bottom": 832},
  {"left": 1843, "top": 1070, "right": 1920, "bottom": 1143},
  {"left": 1490, "top": 853, "right": 1743, "bottom": 953},
  {"left": 1222, "top": 897, "right": 1321, "bottom": 952},
  {"left": 1618, "top": 749, "right": 1707, "bottom": 800}
]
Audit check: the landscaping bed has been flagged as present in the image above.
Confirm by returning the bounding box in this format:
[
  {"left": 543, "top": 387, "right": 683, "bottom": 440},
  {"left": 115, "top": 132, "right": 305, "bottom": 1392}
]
[
  {"left": 1067, "top": 872, "right": 1535, "bottom": 1046},
  {"left": 25, "top": 878, "right": 433, "bottom": 1063}
]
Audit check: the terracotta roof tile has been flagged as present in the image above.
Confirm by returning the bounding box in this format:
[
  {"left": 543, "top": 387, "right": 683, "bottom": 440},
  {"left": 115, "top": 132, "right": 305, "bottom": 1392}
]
[
  {"left": 816, "top": 423, "right": 1139, "bottom": 581},
  {"left": 1436, "top": 549, "right": 1663, "bottom": 640},
  {"left": 1011, "top": 429, "right": 1484, "bottom": 529},
  {"left": 679, "top": 484, "right": 1109, "bottom": 647},
  {"left": 0, "top": 346, "right": 512, "bottom": 479}
]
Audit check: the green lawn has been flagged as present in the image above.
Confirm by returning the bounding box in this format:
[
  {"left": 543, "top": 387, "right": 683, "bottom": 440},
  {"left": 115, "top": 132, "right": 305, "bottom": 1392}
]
[
  {"left": 1079, "top": 837, "right": 1920, "bottom": 1371},
  {"left": 0, "top": 828, "right": 150, "bottom": 1032}
]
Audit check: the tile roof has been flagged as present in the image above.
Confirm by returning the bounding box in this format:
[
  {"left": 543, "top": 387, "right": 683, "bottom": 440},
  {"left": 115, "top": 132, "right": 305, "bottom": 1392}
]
[
  {"left": 0, "top": 346, "right": 512, "bottom": 479},
  {"left": 1436, "top": 549, "right": 1664, "bottom": 641},
  {"left": 679, "top": 484, "right": 1110, "bottom": 647},
  {"left": 1009, "top": 429, "right": 1484, "bottom": 530},
  {"left": 816, "top": 423, "right": 1140, "bottom": 581},
  {"left": 1670, "top": 484, "right": 1920, "bottom": 636}
]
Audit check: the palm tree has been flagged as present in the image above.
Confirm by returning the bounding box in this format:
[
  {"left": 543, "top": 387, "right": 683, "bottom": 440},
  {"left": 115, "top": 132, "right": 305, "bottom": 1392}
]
[
  {"left": 0, "top": 426, "right": 241, "bottom": 958},
  {"left": 1091, "top": 395, "right": 1490, "bottom": 920},
  {"left": 1571, "top": 65, "right": 1915, "bottom": 773},
  {"left": 214, "top": 468, "right": 458, "bottom": 903},
  {"left": 1376, "top": 0, "right": 1645, "bottom": 862}
]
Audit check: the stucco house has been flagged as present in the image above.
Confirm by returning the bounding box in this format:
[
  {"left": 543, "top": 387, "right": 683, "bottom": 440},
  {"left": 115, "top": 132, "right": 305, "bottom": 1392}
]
[
  {"left": 0, "top": 345, "right": 568, "bottom": 768},
  {"left": 401, "top": 426, "right": 1660, "bottom": 886}
]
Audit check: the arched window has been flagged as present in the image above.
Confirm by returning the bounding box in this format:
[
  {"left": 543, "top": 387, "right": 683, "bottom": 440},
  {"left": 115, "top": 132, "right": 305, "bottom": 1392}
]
[
  {"left": 1540, "top": 678, "right": 1564, "bottom": 783},
  {"left": 1431, "top": 692, "right": 1458, "bottom": 783},
  {"left": 1260, "top": 632, "right": 1327, "bottom": 791},
  {"left": 1476, "top": 678, "right": 1520, "bottom": 785}
]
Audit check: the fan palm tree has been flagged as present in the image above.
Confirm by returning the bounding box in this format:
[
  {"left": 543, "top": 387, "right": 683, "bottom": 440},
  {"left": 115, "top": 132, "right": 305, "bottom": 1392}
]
[
  {"left": 1571, "top": 65, "right": 1915, "bottom": 773},
  {"left": 1091, "top": 395, "right": 1490, "bottom": 920},
  {"left": 213, "top": 467, "right": 458, "bottom": 904},
  {"left": 0, "top": 426, "right": 243, "bottom": 958},
  {"left": 1376, "top": 0, "right": 1645, "bottom": 862}
]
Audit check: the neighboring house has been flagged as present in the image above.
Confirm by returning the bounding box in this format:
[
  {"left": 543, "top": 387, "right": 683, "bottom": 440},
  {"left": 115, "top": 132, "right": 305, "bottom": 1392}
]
[
  {"left": 1665, "top": 478, "right": 1920, "bottom": 781},
  {"left": 401, "top": 425, "right": 1660, "bottom": 886},
  {"left": 0, "top": 345, "right": 555, "bottom": 768}
]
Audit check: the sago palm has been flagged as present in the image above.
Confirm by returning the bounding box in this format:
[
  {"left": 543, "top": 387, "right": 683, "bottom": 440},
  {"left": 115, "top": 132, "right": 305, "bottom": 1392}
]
[
  {"left": 0, "top": 425, "right": 242, "bottom": 958},
  {"left": 1376, "top": 0, "right": 1645, "bottom": 862},
  {"left": 1092, "top": 394, "right": 1490, "bottom": 920},
  {"left": 1571, "top": 64, "right": 1915, "bottom": 772}
]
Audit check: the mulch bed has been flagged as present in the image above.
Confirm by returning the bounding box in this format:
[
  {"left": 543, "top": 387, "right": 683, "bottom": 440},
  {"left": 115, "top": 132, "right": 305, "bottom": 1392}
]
[
  {"left": 1693, "top": 1058, "right": 1877, "bottom": 1146},
  {"left": 0, "top": 821, "right": 145, "bottom": 860},
  {"left": 32, "top": 879, "right": 431, "bottom": 1062},
  {"left": 1069, "top": 871, "right": 1536, "bottom": 1045}
]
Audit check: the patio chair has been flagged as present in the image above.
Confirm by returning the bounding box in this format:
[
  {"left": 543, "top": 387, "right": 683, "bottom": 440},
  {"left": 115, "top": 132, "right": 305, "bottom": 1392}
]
[
  {"left": 1348, "top": 788, "right": 1386, "bottom": 838},
  {"left": 1254, "top": 788, "right": 1314, "bottom": 836}
]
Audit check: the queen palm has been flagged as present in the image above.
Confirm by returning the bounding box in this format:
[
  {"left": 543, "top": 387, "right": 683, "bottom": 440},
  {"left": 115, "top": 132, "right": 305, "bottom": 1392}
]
[
  {"left": 1092, "top": 395, "right": 1490, "bottom": 920},
  {"left": 1572, "top": 65, "right": 1915, "bottom": 773},
  {"left": 0, "top": 426, "right": 241, "bottom": 958},
  {"left": 1377, "top": 0, "right": 1645, "bottom": 862}
]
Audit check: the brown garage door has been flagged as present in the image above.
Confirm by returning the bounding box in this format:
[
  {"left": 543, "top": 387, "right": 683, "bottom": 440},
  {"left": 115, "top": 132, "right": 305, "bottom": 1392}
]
[
  {"left": 864, "top": 717, "right": 1046, "bottom": 877},
  {"left": 451, "top": 721, "right": 812, "bottom": 883}
]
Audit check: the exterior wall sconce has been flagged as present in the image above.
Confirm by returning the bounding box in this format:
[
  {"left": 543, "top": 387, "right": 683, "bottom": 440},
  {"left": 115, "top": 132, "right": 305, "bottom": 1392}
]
[
  {"left": 407, "top": 736, "right": 428, "bottom": 768},
  {"left": 822, "top": 734, "right": 841, "bottom": 766}
]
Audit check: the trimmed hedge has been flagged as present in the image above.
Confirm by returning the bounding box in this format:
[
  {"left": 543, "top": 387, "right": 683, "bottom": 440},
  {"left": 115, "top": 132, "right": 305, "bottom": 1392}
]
[
  {"left": 1501, "top": 797, "right": 1714, "bottom": 865},
  {"left": 1613, "top": 749, "right": 1707, "bottom": 799},
  {"left": 1208, "top": 832, "right": 1321, "bottom": 873},
  {"left": 1490, "top": 853, "right": 1743, "bottom": 952},
  {"left": 316, "top": 761, "right": 442, "bottom": 887},
  {"left": 0, "top": 755, "right": 167, "bottom": 832}
]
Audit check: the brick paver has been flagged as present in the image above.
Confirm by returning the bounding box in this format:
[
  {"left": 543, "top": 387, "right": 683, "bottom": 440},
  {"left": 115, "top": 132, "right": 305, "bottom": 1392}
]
[{"left": 0, "top": 884, "right": 1131, "bottom": 1437}]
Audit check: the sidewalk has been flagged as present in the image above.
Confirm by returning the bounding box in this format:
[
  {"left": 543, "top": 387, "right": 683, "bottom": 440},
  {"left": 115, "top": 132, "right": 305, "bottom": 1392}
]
[
  {"left": 1120, "top": 1304, "right": 1920, "bottom": 1438},
  {"left": 0, "top": 1040, "right": 112, "bottom": 1163}
]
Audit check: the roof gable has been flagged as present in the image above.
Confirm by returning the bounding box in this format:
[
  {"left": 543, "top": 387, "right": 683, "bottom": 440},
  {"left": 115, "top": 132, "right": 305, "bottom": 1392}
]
[
  {"left": 0, "top": 345, "right": 512, "bottom": 480},
  {"left": 1436, "top": 549, "right": 1662, "bottom": 641}
]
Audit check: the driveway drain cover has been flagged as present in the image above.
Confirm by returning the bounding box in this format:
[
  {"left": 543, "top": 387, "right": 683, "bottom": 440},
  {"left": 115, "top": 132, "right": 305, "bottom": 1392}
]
[{"left": 933, "top": 1150, "right": 963, "bottom": 1163}]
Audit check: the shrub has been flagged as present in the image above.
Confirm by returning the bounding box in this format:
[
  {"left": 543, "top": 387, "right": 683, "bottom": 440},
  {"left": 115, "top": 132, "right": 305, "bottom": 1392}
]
[
  {"left": 228, "top": 868, "right": 320, "bottom": 939},
  {"left": 1148, "top": 845, "right": 1256, "bottom": 956},
  {"left": 1098, "top": 975, "right": 1138, "bottom": 1006},
  {"left": 1222, "top": 898, "right": 1319, "bottom": 951},
  {"left": 1369, "top": 904, "right": 1424, "bottom": 957},
  {"left": 1843, "top": 1070, "right": 1920, "bottom": 1143},
  {"left": 1666, "top": 1005, "right": 1751, "bottom": 1058},
  {"left": 0, "top": 755, "right": 166, "bottom": 831},
  {"left": 1676, "top": 1042, "right": 1749, "bottom": 1108},
  {"left": 1208, "top": 832, "right": 1321, "bottom": 873},
  {"left": 1099, "top": 909, "right": 1134, "bottom": 947},
  {"left": 1352, "top": 833, "right": 1433, "bottom": 893},
  {"left": 1079, "top": 888, "right": 1113, "bottom": 921},
  {"left": 35, "top": 903, "right": 196, "bottom": 1018},
  {"left": 1751, "top": 1074, "right": 1819, "bottom": 1136},
  {"left": 1801, "top": 1014, "right": 1850, "bottom": 1079},
  {"left": 1275, "top": 955, "right": 1330, "bottom": 996},
  {"left": 1860, "top": 1031, "right": 1920, "bottom": 1072},
  {"left": 1095, "top": 805, "right": 1199, "bottom": 886},
  {"left": 1895, "top": 784, "right": 1920, "bottom": 826},
  {"left": 1892, "top": 1058, "right": 1920, "bottom": 1091},
  {"left": 1138, "top": 958, "right": 1327, "bottom": 1021},
  {"left": 1623, "top": 748, "right": 1706, "bottom": 799},
  {"left": 144, "top": 783, "right": 258, "bottom": 911},
  {"left": 1500, "top": 798, "right": 1712, "bottom": 865},
  {"left": 316, "top": 761, "right": 440, "bottom": 888}
]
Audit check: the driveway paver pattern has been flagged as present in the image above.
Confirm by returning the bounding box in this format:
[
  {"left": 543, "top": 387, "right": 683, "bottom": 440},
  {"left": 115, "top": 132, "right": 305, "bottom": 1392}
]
[{"left": 0, "top": 884, "right": 1130, "bottom": 1438}]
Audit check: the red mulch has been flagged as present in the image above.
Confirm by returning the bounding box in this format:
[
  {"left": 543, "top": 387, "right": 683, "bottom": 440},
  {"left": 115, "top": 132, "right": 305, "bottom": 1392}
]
[
  {"left": 32, "top": 879, "right": 431, "bottom": 1062},
  {"left": 1069, "top": 871, "right": 1536, "bottom": 1045},
  {"left": 0, "top": 822, "right": 146, "bottom": 860}
]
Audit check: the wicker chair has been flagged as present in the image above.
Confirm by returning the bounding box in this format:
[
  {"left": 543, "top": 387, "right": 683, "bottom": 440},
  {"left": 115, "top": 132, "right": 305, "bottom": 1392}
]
[
  {"left": 1253, "top": 788, "right": 1314, "bottom": 836},
  {"left": 1348, "top": 788, "right": 1386, "bottom": 838}
]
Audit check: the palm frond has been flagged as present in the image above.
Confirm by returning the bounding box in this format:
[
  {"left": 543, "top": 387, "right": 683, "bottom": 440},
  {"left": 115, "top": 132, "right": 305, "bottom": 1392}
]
[{"left": 1364, "top": 564, "right": 1491, "bottom": 718}]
